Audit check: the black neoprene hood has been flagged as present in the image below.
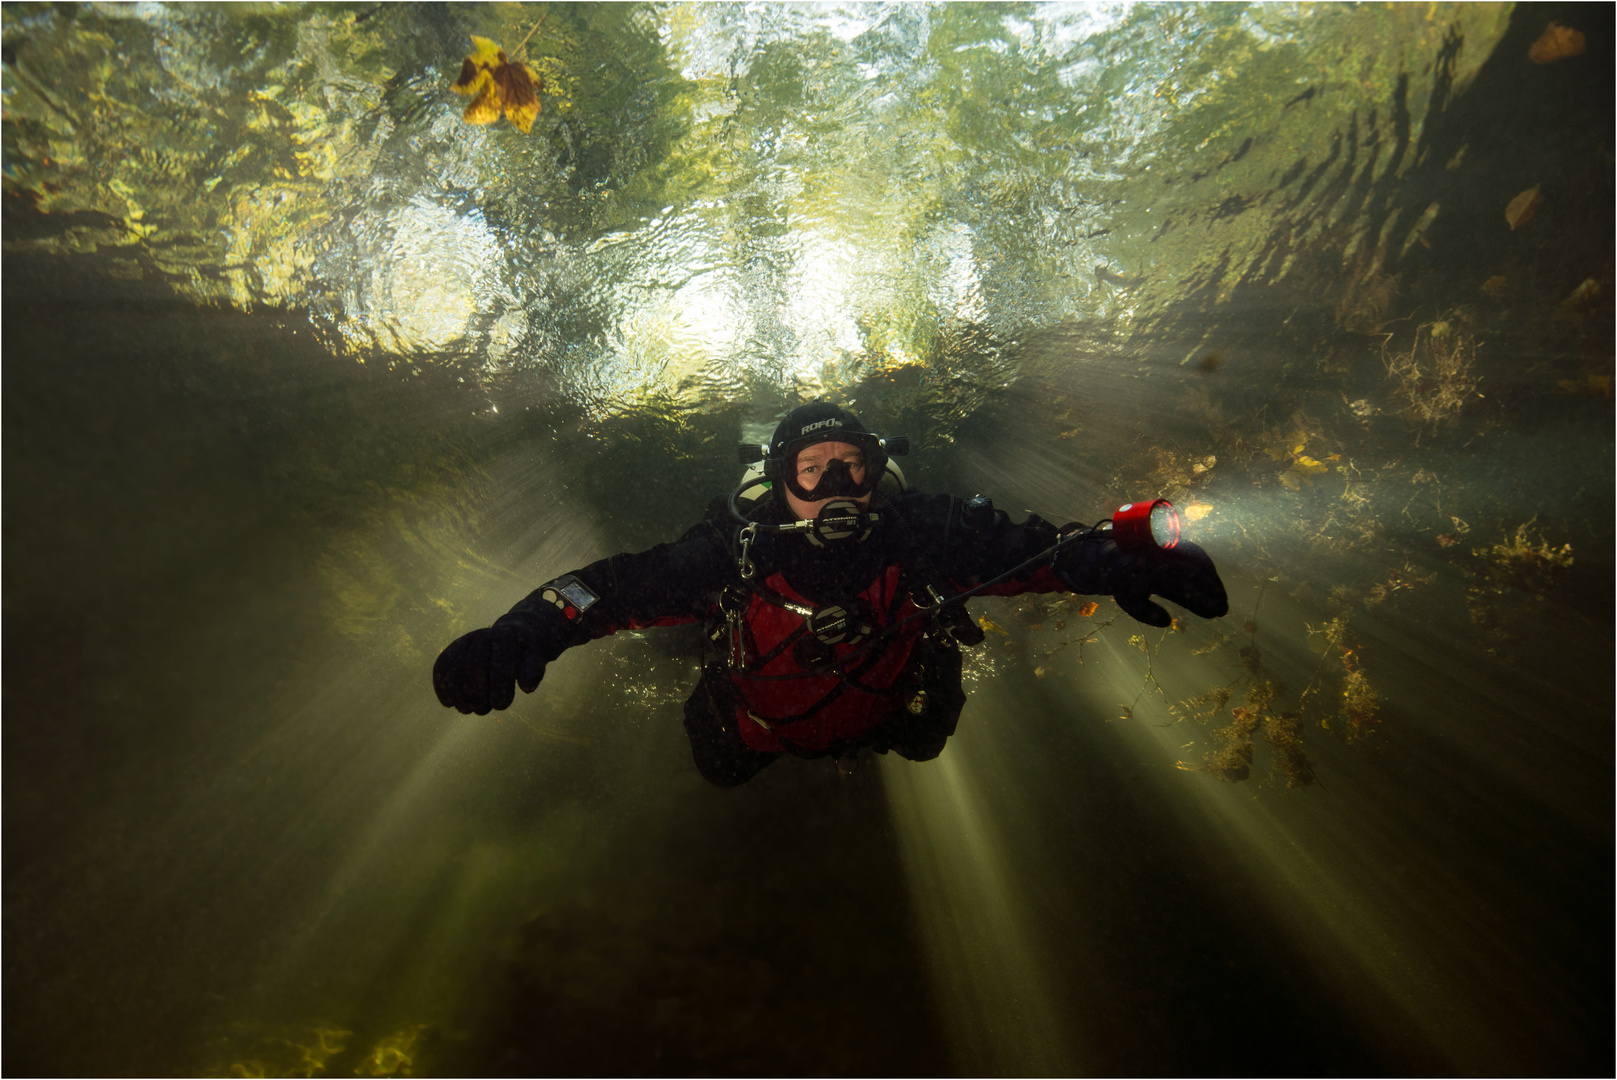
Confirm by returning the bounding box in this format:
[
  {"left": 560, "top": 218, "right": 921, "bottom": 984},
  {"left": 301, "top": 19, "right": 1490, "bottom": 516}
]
[{"left": 769, "top": 402, "right": 881, "bottom": 462}]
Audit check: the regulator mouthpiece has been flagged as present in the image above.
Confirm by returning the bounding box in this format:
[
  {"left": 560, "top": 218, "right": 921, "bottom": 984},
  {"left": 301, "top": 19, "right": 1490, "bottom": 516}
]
[
  {"left": 1113, "top": 498, "right": 1180, "bottom": 553},
  {"left": 806, "top": 498, "right": 875, "bottom": 546}
]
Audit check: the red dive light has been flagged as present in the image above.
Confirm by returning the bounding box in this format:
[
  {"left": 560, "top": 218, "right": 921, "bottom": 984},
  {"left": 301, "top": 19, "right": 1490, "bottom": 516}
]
[{"left": 1112, "top": 498, "right": 1180, "bottom": 553}]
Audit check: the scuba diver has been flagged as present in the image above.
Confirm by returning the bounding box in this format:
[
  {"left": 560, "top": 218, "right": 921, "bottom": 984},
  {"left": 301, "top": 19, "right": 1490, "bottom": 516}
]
[{"left": 433, "top": 402, "right": 1229, "bottom": 786}]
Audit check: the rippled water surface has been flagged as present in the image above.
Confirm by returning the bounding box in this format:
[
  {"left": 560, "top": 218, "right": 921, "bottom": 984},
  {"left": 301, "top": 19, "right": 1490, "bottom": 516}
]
[{"left": 4, "top": 3, "right": 1612, "bottom": 1076}]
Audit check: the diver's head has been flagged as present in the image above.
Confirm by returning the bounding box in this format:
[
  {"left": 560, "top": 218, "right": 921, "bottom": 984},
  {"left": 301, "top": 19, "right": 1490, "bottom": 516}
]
[
  {"left": 766, "top": 402, "right": 887, "bottom": 519},
  {"left": 732, "top": 403, "right": 909, "bottom": 539}
]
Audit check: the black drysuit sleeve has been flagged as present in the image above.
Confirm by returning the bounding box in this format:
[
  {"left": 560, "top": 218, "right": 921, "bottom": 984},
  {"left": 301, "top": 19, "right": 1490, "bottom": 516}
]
[
  {"left": 886, "top": 492, "right": 1229, "bottom": 624},
  {"left": 888, "top": 492, "right": 1066, "bottom": 595},
  {"left": 496, "top": 498, "right": 737, "bottom": 651},
  {"left": 434, "top": 501, "right": 739, "bottom": 714}
]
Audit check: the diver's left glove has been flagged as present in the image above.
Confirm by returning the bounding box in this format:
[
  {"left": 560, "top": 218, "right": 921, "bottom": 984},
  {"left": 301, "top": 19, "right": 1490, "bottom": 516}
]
[
  {"left": 1055, "top": 535, "right": 1229, "bottom": 628},
  {"left": 433, "top": 593, "right": 587, "bottom": 715}
]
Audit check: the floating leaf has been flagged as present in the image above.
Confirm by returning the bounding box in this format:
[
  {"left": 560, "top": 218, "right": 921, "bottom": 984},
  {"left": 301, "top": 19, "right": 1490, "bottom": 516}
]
[
  {"left": 1282, "top": 453, "right": 1329, "bottom": 489},
  {"left": 1076, "top": 601, "right": 1099, "bottom": 618},
  {"left": 1528, "top": 22, "right": 1586, "bottom": 63},
  {"left": 1292, "top": 455, "right": 1329, "bottom": 476},
  {"left": 1558, "top": 277, "right": 1602, "bottom": 314},
  {"left": 1505, "top": 185, "right": 1542, "bottom": 230},
  {"left": 451, "top": 36, "right": 543, "bottom": 133},
  {"left": 1184, "top": 501, "right": 1213, "bottom": 522},
  {"left": 977, "top": 615, "right": 1010, "bottom": 637}
]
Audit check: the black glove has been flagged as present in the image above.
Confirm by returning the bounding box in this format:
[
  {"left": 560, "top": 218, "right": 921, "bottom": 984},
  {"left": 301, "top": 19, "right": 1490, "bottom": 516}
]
[
  {"left": 1055, "top": 537, "right": 1229, "bottom": 628},
  {"left": 433, "top": 595, "right": 584, "bottom": 714}
]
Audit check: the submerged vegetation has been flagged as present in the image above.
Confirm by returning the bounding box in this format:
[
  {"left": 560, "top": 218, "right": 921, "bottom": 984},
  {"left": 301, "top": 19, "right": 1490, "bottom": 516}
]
[
  {"left": 1462, "top": 521, "right": 1577, "bottom": 647},
  {"left": 214, "top": 1022, "right": 431, "bottom": 1078},
  {"left": 1383, "top": 318, "right": 1482, "bottom": 428},
  {"left": 971, "top": 265, "right": 1584, "bottom": 788}
]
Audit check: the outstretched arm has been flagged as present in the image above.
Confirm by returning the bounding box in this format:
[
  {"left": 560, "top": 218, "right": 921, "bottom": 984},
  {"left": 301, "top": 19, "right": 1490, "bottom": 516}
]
[
  {"left": 433, "top": 512, "right": 733, "bottom": 714},
  {"left": 906, "top": 492, "right": 1228, "bottom": 627}
]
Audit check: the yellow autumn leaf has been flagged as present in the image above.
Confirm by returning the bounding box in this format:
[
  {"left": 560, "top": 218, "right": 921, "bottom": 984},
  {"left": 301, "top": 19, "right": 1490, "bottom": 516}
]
[
  {"left": 461, "top": 79, "right": 502, "bottom": 127},
  {"left": 1529, "top": 22, "right": 1586, "bottom": 63},
  {"left": 1559, "top": 277, "right": 1601, "bottom": 314},
  {"left": 451, "top": 35, "right": 543, "bottom": 133},
  {"left": 1292, "top": 455, "right": 1329, "bottom": 476},
  {"left": 468, "top": 34, "right": 500, "bottom": 62},
  {"left": 453, "top": 36, "right": 501, "bottom": 101},
  {"left": 1505, "top": 185, "right": 1542, "bottom": 230}
]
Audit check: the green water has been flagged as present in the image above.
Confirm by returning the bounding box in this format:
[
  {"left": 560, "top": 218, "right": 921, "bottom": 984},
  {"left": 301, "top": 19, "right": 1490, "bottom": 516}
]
[{"left": 3, "top": 3, "right": 1611, "bottom": 1075}]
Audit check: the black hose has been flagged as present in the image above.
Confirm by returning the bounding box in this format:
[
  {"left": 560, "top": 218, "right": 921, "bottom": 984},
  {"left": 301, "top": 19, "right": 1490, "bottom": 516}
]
[{"left": 753, "top": 517, "right": 1109, "bottom": 682}]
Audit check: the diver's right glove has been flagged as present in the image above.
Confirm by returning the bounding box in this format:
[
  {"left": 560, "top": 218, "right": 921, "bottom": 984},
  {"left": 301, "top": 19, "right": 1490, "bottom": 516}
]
[
  {"left": 432, "top": 588, "right": 588, "bottom": 715},
  {"left": 1054, "top": 535, "right": 1229, "bottom": 628}
]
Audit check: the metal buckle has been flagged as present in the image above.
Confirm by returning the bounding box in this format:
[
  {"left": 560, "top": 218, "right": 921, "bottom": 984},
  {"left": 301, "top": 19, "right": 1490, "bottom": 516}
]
[
  {"left": 737, "top": 523, "right": 759, "bottom": 580},
  {"left": 721, "top": 586, "right": 749, "bottom": 668}
]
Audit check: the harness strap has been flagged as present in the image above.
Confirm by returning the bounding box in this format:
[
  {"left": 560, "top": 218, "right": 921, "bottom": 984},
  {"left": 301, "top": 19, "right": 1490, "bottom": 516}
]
[
  {"left": 734, "top": 600, "right": 920, "bottom": 728},
  {"left": 722, "top": 494, "right": 951, "bottom": 728}
]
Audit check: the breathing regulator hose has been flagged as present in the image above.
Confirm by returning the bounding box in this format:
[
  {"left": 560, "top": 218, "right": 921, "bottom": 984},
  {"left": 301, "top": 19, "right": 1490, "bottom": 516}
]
[{"left": 741, "top": 512, "right": 1108, "bottom": 682}]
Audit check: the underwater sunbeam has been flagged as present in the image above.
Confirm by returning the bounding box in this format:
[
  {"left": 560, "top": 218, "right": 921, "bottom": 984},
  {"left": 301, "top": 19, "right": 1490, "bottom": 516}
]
[{"left": 880, "top": 730, "right": 1075, "bottom": 1074}]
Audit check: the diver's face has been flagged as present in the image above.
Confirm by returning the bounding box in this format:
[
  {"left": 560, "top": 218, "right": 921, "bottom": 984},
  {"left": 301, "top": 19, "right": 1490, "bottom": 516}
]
[{"left": 785, "top": 440, "right": 869, "bottom": 520}]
